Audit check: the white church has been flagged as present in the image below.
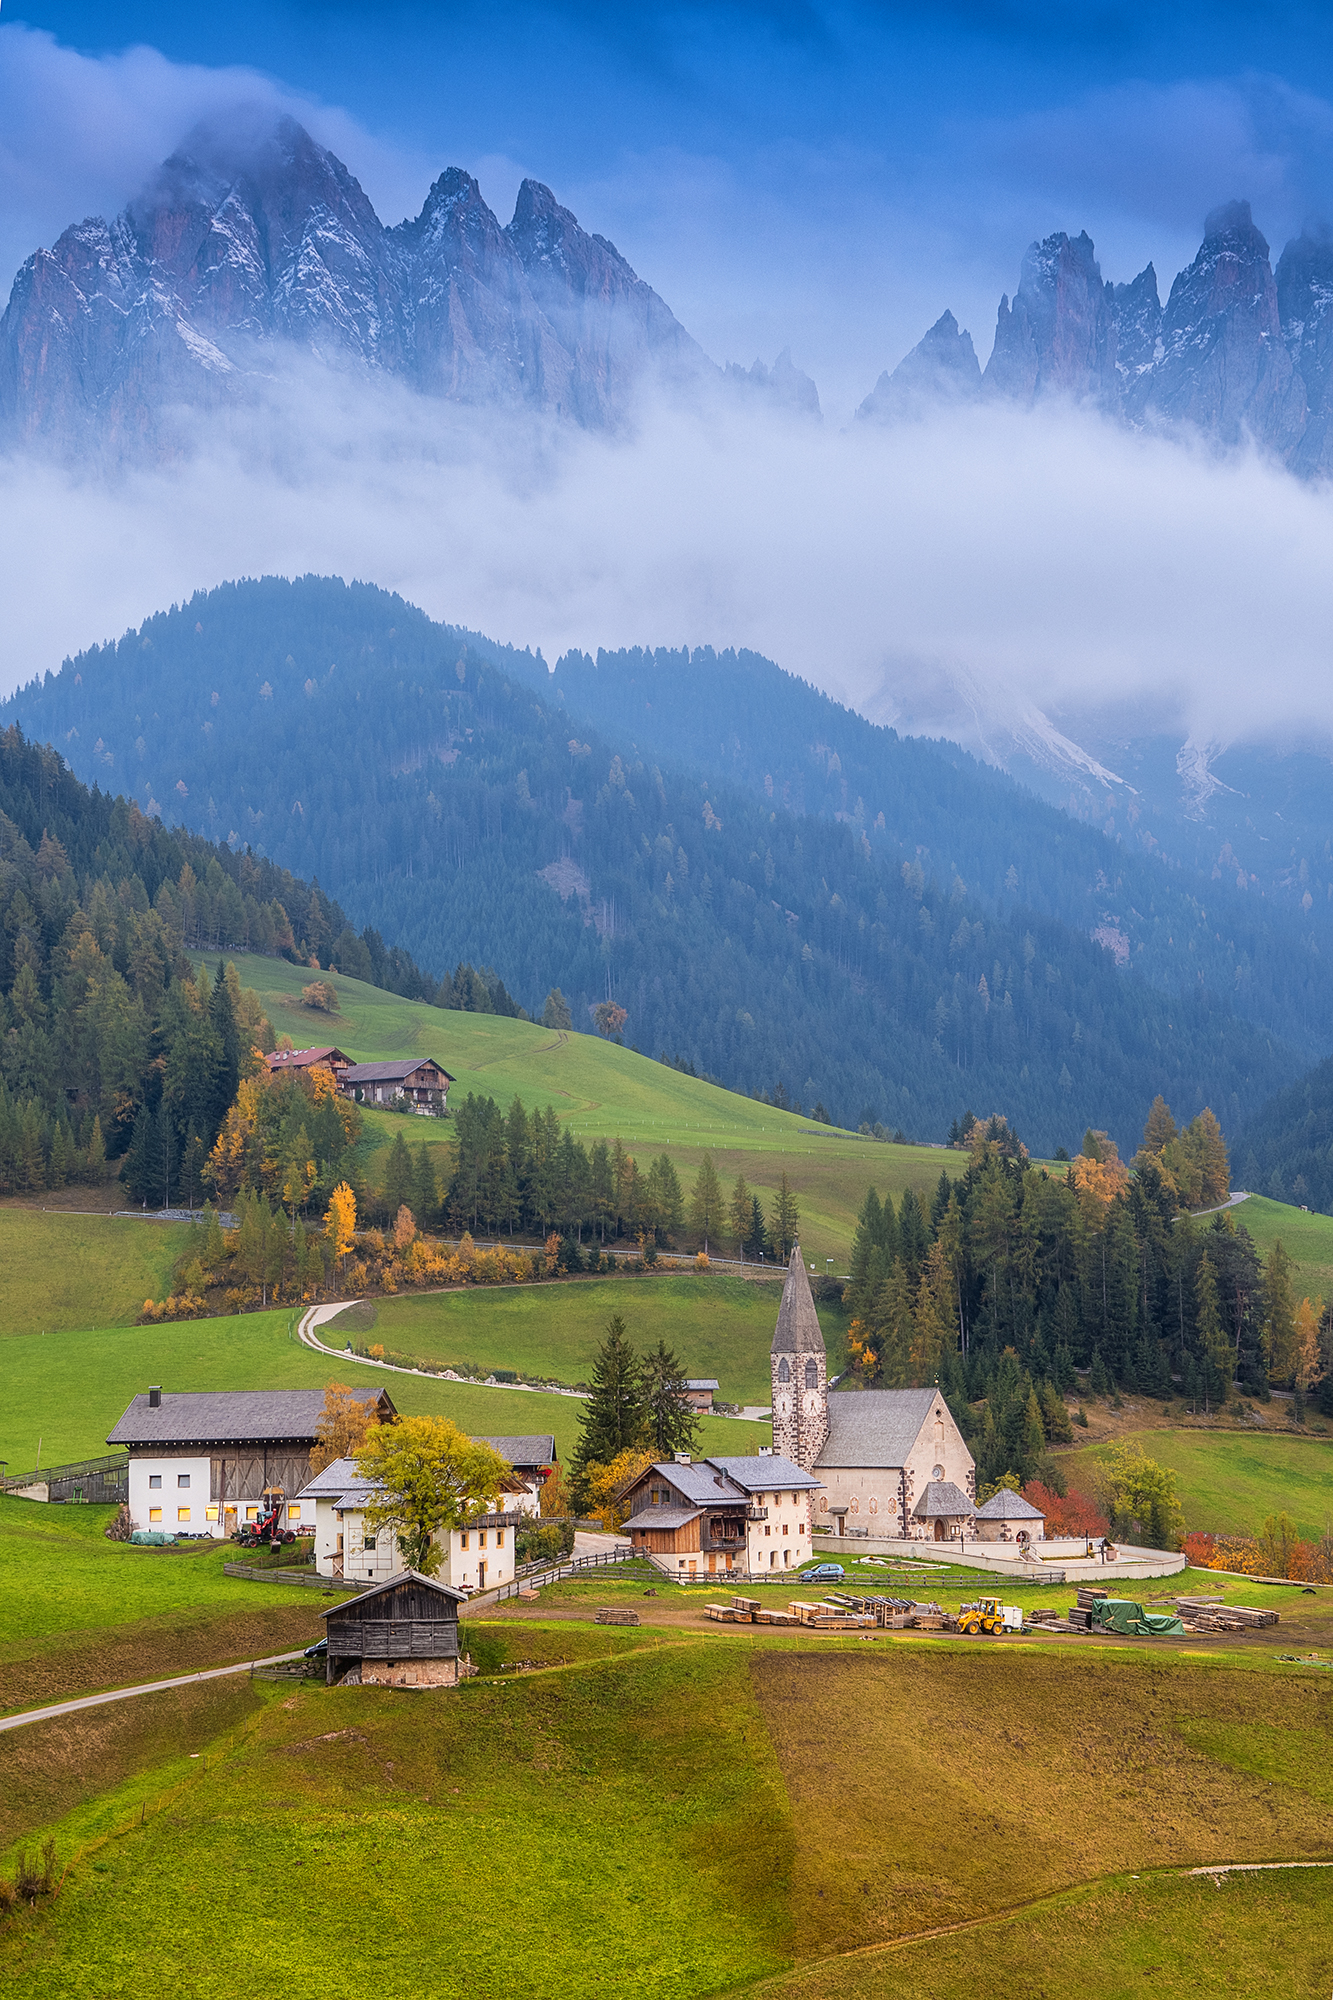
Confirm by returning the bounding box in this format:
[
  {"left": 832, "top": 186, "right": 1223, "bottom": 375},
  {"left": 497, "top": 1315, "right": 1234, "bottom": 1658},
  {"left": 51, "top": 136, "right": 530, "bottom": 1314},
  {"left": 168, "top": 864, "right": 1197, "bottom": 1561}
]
[{"left": 771, "top": 1246, "right": 977, "bottom": 1540}]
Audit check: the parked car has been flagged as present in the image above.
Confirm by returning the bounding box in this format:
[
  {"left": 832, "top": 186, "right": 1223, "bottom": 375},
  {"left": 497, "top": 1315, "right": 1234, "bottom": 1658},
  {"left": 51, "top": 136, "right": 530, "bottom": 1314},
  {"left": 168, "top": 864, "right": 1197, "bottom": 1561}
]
[
  {"left": 304, "top": 1638, "right": 328, "bottom": 1659},
  {"left": 803, "top": 1562, "right": 846, "bottom": 1582}
]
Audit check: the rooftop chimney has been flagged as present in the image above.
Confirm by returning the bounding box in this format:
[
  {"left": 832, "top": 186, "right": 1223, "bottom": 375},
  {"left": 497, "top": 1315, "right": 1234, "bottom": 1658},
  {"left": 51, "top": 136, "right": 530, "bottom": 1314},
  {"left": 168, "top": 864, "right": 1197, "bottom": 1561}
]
[
  {"left": 674, "top": 1453, "right": 691, "bottom": 1466},
  {"left": 148, "top": 1385, "right": 162, "bottom": 1407}
]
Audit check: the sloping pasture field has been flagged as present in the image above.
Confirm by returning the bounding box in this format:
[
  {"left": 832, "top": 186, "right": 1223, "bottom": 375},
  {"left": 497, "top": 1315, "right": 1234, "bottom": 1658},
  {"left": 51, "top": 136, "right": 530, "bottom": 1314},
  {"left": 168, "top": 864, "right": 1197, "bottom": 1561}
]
[{"left": 1, "top": 1616, "right": 1331, "bottom": 1999}]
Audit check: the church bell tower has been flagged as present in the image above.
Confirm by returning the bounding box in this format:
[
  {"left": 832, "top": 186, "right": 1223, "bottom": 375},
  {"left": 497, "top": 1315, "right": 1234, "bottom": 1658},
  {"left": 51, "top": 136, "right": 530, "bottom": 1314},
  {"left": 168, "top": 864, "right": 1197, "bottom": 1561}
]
[{"left": 770, "top": 1245, "right": 829, "bottom": 1471}]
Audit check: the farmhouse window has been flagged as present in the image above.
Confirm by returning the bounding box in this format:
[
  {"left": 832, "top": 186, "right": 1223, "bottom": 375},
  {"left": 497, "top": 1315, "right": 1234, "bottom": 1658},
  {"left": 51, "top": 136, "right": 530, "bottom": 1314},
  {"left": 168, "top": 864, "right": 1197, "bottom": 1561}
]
[
  {"left": 461, "top": 1532, "right": 469, "bottom": 1550},
  {"left": 149, "top": 1508, "right": 162, "bottom": 1523},
  {"left": 364, "top": 1535, "right": 377, "bottom": 1551},
  {"left": 205, "top": 1507, "right": 218, "bottom": 1523},
  {"left": 149, "top": 1475, "right": 162, "bottom": 1489},
  {"left": 480, "top": 1531, "right": 487, "bottom": 1547},
  {"left": 288, "top": 1504, "right": 301, "bottom": 1522},
  {"left": 496, "top": 1530, "right": 505, "bottom": 1547},
  {"left": 177, "top": 1474, "right": 190, "bottom": 1488},
  {"left": 178, "top": 1508, "right": 190, "bottom": 1522},
  {"left": 245, "top": 1506, "right": 258, "bottom": 1521},
  {"left": 850, "top": 1497, "right": 859, "bottom": 1514}
]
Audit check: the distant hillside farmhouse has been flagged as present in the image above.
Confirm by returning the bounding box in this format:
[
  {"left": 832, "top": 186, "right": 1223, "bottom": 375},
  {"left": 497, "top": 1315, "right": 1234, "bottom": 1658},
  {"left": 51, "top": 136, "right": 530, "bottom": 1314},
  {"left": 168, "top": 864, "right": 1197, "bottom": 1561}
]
[
  {"left": 771, "top": 1248, "right": 977, "bottom": 1539},
  {"left": 107, "top": 1386, "right": 395, "bottom": 1537},
  {"left": 264, "top": 1049, "right": 454, "bottom": 1114},
  {"left": 297, "top": 1432, "right": 556, "bottom": 1591},
  {"left": 621, "top": 1452, "right": 820, "bottom": 1578},
  {"left": 340, "top": 1057, "right": 453, "bottom": 1114},
  {"left": 266, "top": 1045, "right": 351, "bottom": 1083}
]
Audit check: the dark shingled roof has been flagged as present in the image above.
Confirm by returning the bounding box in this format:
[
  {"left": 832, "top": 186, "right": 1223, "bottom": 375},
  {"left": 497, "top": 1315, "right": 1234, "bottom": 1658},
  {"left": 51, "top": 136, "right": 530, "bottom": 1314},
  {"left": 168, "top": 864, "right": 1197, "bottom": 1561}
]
[
  {"left": 626, "top": 1506, "right": 702, "bottom": 1532},
  {"left": 342, "top": 1058, "right": 455, "bottom": 1084},
  {"left": 974, "top": 1487, "right": 1044, "bottom": 1520},
  {"left": 475, "top": 1434, "right": 557, "bottom": 1469},
  {"left": 912, "top": 1479, "right": 973, "bottom": 1519},
  {"left": 320, "top": 1569, "right": 466, "bottom": 1618},
  {"left": 814, "top": 1388, "right": 939, "bottom": 1469},
  {"left": 107, "top": 1387, "right": 390, "bottom": 1448},
  {"left": 706, "top": 1454, "right": 821, "bottom": 1492},
  {"left": 771, "top": 1245, "right": 825, "bottom": 1356}
]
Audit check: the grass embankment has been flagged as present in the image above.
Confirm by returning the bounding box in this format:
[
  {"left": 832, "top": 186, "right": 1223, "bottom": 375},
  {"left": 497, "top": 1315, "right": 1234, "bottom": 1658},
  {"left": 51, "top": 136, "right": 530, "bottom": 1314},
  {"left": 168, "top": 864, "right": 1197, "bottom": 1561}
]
[
  {"left": 754, "top": 1869, "right": 1333, "bottom": 1999},
  {"left": 0, "top": 1499, "right": 336, "bottom": 1717},
  {"left": 212, "top": 951, "right": 952, "bottom": 1265},
  {"left": 367, "top": 1272, "right": 839, "bottom": 1407},
  {"left": 1057, "top": 1429, "right": 1333, "bottom": 1540},
  {"left": 3, "top": 1618, "right": 1333, "bottom": 1997},
  {"left": 0, "top": 1211, "right": 190, "bottom": 1337},
  {"left": 0, "top": 1297, "right": 759, "bottom": 1472}
]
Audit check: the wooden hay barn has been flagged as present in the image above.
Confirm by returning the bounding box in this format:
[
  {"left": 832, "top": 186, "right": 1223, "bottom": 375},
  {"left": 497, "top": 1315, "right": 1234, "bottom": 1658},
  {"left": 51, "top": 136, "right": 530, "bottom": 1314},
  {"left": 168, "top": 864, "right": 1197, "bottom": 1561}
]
[{"left": 322, "top": 1570, "right": 471, "bottom": 1688}]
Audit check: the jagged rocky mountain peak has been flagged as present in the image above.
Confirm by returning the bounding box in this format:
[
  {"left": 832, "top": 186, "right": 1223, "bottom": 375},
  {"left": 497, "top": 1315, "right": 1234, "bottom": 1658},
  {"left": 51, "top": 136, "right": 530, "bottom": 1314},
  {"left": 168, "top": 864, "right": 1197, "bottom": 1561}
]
[
  {"left": 858, "top": 309, "right": 980, "bottom": 422},
  {"left": 867, "top": 195, "right": 1333, "bottom": 472},
  {"left": 0, "top": 117, "right": 719, "bottom": 451}
]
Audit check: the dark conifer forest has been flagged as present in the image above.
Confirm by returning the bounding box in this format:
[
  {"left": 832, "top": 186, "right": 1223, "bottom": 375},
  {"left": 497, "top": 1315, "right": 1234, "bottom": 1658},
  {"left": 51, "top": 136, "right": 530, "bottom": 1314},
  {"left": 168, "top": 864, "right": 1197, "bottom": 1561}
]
[{"left": 0, "top": 575, "right": 1315, "bottom": 1153}]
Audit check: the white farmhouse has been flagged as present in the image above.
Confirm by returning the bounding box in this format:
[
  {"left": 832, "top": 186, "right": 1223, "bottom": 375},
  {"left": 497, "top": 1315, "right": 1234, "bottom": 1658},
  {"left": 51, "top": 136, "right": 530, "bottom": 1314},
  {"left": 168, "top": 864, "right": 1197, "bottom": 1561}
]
[{"left": 297, "top": 1453, "right": 529, "bottom": 1592}]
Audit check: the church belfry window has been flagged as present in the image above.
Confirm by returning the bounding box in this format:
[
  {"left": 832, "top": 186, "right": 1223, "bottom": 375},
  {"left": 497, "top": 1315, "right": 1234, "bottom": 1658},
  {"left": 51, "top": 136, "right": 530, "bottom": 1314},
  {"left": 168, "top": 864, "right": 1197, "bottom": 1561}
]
[
  {"left": 777, "top": 1357, "right": 790, "bottom": 1384},
  {"left": 804, "top": 1358, "right": 818, "bottom": 1389}
]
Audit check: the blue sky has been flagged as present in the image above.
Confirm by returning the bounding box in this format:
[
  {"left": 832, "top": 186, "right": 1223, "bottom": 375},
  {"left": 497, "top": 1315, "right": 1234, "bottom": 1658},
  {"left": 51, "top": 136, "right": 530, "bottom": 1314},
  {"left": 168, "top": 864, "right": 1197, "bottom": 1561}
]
[{"left": 6, "top": 3, "right": 1333, "bottom": 406}]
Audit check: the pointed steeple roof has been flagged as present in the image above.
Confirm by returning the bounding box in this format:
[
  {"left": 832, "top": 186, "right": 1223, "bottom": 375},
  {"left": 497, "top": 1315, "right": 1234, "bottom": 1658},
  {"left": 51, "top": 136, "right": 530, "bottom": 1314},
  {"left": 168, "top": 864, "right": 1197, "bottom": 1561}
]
[{"left": 771, "top": 1245, "right": 825, "bottom": 1355}]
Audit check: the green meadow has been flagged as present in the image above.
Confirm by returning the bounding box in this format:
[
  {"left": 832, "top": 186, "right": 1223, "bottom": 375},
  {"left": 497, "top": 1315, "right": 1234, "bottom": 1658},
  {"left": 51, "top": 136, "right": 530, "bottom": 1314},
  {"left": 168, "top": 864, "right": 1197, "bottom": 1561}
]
[
  {"left": 366, "top": 1271, "right": 838, "bottom": 1407},
  {"left": 211, "top": 951, "right": 954, "bottom": 1264},
  {"left": 0, "top": 1210, "right": 191, "bottom": 1336},
  {"left": 0, "top": 1296, "right": 761, "bottom": 1474},
  {"left": 1057, "top": 1427, "right": 1333, "bottom": 1540},
  {"left": 1230, "top": 1193, "right": 1333, "bottom": 1303}
]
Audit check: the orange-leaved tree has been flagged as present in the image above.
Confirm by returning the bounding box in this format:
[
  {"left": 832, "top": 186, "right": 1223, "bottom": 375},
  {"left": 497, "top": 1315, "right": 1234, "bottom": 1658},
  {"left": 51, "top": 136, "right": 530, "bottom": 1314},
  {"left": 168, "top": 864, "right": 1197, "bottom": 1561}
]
[
  {"left": 310, "top": 1380, "right": 379, "bottom": 1474},
  {"left": 325, "top": 1182, "right": 357, "bottom": 1272}
]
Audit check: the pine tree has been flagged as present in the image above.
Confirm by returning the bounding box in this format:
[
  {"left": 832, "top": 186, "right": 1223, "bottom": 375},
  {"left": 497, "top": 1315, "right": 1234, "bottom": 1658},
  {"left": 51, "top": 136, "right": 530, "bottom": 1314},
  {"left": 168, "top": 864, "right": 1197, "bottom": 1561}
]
[
  {"left": 641, "top": 1339, "right": 702, "bottom": 1457},
  {"left": 688, "top": 1152, "right": 722, "bottom": 1252},
  {"left": 541, "top": 988, "right": 573, "bottom": 1030},
  {"left": 729, "top": 1173, "right": 752, "bottom": 1259},
  {"left": 382, "top": 1132, "right": 415, "bottom": 1219},
  {"left": 571, "top": 1316, "right": 647, "bottom": 1494},
  {"left": 413, "top": 1143, "right": 439, "bottom": 1228},
  {"left": 1142, "top": 1095, "right": 1177, "bottom": 1154},
  {"left": 1262, "top": 1239, "right": 1297, "bottom": 1385},
  {"left": 1194, "top": 1250, "right": 1230, "bottom": 1412},
  {"left": 770, "top": 1173, "right": 800, "bottom": 1259}
]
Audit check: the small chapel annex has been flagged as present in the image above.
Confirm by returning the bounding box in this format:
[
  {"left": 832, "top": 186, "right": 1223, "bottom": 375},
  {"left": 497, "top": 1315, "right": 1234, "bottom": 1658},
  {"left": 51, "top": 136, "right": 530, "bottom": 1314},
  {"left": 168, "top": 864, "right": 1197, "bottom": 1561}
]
[{"left": 771, "top": 1245, "right": 976, "bottom": 1540}]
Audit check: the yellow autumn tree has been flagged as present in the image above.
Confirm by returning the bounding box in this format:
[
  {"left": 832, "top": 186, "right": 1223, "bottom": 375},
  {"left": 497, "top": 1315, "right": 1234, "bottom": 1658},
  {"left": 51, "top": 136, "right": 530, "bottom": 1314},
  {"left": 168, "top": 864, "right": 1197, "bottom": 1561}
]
[
  {"left": 1293, "top": 1296, "right": 1321, "bottom": 1396},
  {"left": 586, "top": 1446, "right": 656, "bottom": 1530},
  {"left": 205, "top": 1073, "right": 266, "bottom": 1202},
  {"left": 325, "top": 1182, "right": 357, "bottom": 1270}
]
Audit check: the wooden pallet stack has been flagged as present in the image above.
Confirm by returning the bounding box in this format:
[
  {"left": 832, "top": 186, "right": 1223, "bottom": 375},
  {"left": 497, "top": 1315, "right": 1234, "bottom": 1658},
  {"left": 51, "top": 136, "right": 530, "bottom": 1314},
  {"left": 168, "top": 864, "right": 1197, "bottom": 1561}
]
[{"left": 1066, "top": 1587, "right": 1108, "bottom": 1633}]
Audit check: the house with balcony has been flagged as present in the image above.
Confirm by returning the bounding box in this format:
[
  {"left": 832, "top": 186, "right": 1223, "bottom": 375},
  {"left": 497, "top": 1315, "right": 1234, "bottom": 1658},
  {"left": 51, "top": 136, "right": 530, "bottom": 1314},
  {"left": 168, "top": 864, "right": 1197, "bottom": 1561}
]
[{"left": 620, "top": 1452, "right": 822, "bottom": 1580}]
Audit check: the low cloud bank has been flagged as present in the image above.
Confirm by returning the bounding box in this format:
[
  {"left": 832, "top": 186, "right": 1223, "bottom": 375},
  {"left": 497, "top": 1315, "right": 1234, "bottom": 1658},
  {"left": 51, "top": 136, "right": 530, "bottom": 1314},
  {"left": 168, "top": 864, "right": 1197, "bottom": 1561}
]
[{"left": 3, "top": 371, "right": 1333, "bottom": 758}]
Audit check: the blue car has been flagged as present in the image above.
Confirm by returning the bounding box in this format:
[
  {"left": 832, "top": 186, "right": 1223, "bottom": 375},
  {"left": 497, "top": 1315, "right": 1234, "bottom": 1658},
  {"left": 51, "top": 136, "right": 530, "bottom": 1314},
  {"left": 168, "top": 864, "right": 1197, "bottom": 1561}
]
[{"left": 803, "top": 1562, "right": 845, "bottom": 1582}]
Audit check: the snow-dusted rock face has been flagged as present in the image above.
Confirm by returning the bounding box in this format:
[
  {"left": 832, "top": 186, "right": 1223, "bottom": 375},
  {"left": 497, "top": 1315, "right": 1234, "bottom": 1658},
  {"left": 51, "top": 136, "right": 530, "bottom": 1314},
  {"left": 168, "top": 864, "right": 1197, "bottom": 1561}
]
[
  {"left": 0, "top": 116, "right": 710, "bottom": 453},
  {"left": 864, "top": 197, "right": 1333, "bottom": 474}
]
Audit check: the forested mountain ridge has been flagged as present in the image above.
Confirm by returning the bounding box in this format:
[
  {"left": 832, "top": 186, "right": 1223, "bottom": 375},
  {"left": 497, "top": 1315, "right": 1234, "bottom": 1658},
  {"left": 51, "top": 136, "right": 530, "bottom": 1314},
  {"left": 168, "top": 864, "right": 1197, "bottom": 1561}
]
[
  {"left": 3, "top": 574, "right": 1300, "bottom": 1153},
  {"left": 504, "top": 640, "right": 1333, "bottom": 1061},
  {"left": 0, "top": 723, "right": 482, "bottom": 1195}
]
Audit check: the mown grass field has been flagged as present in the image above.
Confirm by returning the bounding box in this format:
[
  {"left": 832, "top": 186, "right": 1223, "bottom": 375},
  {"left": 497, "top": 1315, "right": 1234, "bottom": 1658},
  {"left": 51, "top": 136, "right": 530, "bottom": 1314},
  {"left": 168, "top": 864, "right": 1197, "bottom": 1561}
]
[
  {"left": 1057, "top": 1428, "right": 1333, "bottom": 1540},
  {"left": 0, "top": 1298, "right": 756, "bottom": 1473},
  {"left": 212, "top": 951, "right": 953, "bottom": 1264},
  {"left": 0, "top": 1210, "right": 191, "bottom": 1336},
  {"left": 3, "top": 1603, "right": 1332, "bottom": 1999},
  {"left": 366, "top": 1272, "right": 839, "bottom": 1407}
]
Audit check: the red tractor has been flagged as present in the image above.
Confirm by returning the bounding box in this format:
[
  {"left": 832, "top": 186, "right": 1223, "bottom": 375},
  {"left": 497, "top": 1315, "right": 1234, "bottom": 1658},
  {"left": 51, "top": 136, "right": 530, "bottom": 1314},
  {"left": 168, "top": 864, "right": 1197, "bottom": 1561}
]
[{"left": 235, "top": 1487, "right": 296, "bottom": 1550}]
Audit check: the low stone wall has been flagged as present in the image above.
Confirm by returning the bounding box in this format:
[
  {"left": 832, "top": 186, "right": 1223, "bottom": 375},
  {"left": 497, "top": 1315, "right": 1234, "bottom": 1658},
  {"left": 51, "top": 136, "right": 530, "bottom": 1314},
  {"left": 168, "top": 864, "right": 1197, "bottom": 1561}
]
[{"left": 812, "top": 1531, "right": 1185, "bottom": 1582}]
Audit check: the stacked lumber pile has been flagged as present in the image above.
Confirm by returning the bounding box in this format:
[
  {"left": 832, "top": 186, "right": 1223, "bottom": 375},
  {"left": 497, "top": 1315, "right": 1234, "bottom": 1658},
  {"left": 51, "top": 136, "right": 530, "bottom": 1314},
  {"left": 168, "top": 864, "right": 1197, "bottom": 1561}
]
[
  {"left": 705, "top": 1602, "right": 751, "bottom": 1623},
  {"left": 1065, "top": 1587, "right": 1108, "bottom": 1633},
  {"left": 1026, "top": 1606, "right": 1066, "bottom": 1629},
  {"left": 787, "top": 1599, "right": 878, "bottom": 1630},
  {"left": 595, "top": 1607, "right": 641, "bottom": 1627},
  {"left": 1176, "top": 1597, "right": 1280, "bottom": 1633}
]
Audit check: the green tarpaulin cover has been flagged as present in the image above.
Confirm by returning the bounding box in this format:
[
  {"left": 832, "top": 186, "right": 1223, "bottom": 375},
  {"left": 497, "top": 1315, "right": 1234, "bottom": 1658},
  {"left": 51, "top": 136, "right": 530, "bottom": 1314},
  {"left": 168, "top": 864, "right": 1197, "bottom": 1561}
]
[{"left": 1091, "top": 1599, "right": 1185, "bottom": 1636}]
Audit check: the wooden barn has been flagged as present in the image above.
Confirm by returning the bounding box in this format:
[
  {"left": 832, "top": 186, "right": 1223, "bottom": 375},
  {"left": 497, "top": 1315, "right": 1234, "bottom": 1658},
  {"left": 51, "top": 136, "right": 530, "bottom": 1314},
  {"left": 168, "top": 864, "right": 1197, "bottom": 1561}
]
[
  {"left": 322, "top": 1570, "right": 472, "bottom": 1687},
  {"left": 339, "top": 1057, "right": 454, "bottom": 1114}
]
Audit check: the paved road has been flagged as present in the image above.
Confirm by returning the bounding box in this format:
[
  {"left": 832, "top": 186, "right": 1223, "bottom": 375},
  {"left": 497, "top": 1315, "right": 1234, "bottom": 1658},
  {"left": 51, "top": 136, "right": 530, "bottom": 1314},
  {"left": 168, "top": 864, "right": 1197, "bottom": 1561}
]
[{"left": 0, "top": 1651, "right": 307, "bottom": 1735}]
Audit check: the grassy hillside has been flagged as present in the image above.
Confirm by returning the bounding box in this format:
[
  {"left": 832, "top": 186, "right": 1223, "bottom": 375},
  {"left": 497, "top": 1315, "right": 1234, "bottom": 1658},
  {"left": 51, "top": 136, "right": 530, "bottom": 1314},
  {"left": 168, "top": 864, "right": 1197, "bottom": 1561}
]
[
  {"left": 366, "top": 1273, "right": 834, "bottom": 1407},
  {"left": 1231, "top": 1194, "right": 1333, "bottom": 1303},
  {"left": 213, "top": 950, "right": 954, "bottom": 1262},
  {"left": 0, "top": 1305, "right": 756, "bottom": 1473},
  {"left": 1056, "top": 1428, "right": 1333, "bottom": 1539},
  {"left": 0, "top": 1212, "right": 191, "bottom": 1336},
  {"left": 3, "top": 1612, "right": 1333, "bottom": 1996}
]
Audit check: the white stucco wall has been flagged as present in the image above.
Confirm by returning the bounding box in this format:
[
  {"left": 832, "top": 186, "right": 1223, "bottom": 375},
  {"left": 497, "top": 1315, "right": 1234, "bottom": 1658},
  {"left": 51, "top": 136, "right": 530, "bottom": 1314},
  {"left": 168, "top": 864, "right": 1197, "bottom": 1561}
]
[
  {"left": 129, "top": 1454, "right": 216, "bottom": 1535},
  {"left": 745, "top": 1487, "right": 812, "bottom": 1574},
  {"left": 813, "top": 1401, "right": 976, "bottom": 1540},
  {"left": 309, "top": 1497, "right": 517, "bottom": 1591}
]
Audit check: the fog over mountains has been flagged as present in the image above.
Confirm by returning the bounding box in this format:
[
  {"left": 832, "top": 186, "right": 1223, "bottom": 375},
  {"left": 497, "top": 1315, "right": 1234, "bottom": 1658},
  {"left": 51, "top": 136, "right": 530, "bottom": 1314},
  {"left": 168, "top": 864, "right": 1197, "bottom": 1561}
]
[{"left": 3, "top": 115, "right": 1332, "bottom": 468}]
